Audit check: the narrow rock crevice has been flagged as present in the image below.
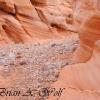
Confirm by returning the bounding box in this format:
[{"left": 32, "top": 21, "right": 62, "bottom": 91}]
[
  {"left": 30, "top": 0, "right": 46, "bottom": 6},
  {"left": 0, "top": 1, "right": 15, "bottom": 14},
  {"left": 2, "top": 24, "right": 24, "bottom": 43},
  {"left": 14, "top": 4, "right": 33, "bottom": 37}
]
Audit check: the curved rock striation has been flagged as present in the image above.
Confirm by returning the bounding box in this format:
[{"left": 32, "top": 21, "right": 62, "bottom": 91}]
[
  {"left": 47, "top": 0, "right": 100, "bottom": 100},
  {"left": 72, "top": 0, "right": 100, "bottom": 63},
  {"left": 0, "top": 0, "right": 100, "bottom": 100},
  {"left": 0, "top": 0, "right": 75, "bottom": 44},
  {"left": 47, "top": 40, "right": 100, "bottom": 100}
]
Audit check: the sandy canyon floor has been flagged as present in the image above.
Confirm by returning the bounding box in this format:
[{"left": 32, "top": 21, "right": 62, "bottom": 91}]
[
  {"left": 0, "top": 0, "right": 100, "bottom": 100},
  {"left": 0, "top": 34, "right": 78, "bottom": 100}
]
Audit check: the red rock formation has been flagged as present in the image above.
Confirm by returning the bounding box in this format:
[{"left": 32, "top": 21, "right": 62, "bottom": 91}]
[
  {"left": 0, "top": 1, "right": 100, "bottom": 100},
  {"left": 47, "top": 40, "right": 100, "bottom": 100},
  {"left": 72, "top": 0, "right": 100, "bottom": 63},
  {"left": 47, "top": 1, "right": 100, "bottom": 99},
  {"left": 0, "top": 0, "right": 75, "bottom": 44},
  {"left": 72, "top": 13, "right": 100, "bottom": 63}
]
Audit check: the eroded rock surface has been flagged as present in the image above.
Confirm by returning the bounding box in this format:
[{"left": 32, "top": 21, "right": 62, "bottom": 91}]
[
  {"left": 0, "top": 37, "right": 78, "bottom": 100},
  {"left": 0, "top": 0, "right": 100, "bottom": 100},
  {"left": 47, "top": 0, "right": 100, "bottom": 100},
  {"left": 47, "top": 40, "right": 100, "bottom": 100},
  {"left": 0, "top": 0, "right": 75, "bottom": 44},
  {"left": 72, "top": 0, "right": 100, "bottom": 63}
]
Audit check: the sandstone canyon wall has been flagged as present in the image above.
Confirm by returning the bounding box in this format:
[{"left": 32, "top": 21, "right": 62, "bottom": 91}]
[
  {"left": 48, "top": 40, "right": 100, "bottom": 100},
  {"left": 72, "top": 0, "right": 100, "bottom": 63},
  {"left": 47, "top": 0, "right": 100, "bottom": 100},
  {"left": 0, "top": 0, "right": 74, "bottom": 44},
  {"left": 0, "top": 0, "right": 100, "bottom": 100}
]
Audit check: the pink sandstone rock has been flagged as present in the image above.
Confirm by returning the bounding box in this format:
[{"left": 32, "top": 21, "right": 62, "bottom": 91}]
[
  {"left": 47, "top": 0, "right": 100, "bottom": 100},
  {"left": 72, "top": 0, "right": 100, "bottom": 63},
  {"left": 0, "top": 0, "right": 100, "bottom": 100},
  {"left": 0, "top": 0, "right": 75, "bottom": 44},
  {"left": 47, "top": 40, "right": 100, "bottom": 100}
]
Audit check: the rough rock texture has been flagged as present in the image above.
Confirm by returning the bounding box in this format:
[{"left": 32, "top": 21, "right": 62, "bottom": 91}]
[
  {"left": 0, "top": 37, "right": 78, "bottom": 100},
  {"left": 0, "top": 0, "right": 79, "bottom": 100},
  {"left": 0, "top": 0, "right": 75, "bottom": 44},
  {"left": 0, "top": 0, "right": 100, "bottom": 100},
  {"left": 47, "top": 0, "right": 100, "bottom": 100}
]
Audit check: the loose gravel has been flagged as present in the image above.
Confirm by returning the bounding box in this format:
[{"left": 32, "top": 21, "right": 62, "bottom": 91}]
[{"left": 0, "top": 37, "right": 78, "bottom": 100}]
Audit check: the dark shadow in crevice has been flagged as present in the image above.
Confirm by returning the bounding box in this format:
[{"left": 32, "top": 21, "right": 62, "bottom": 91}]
[
  {"left": 2, "top": 25, "right": 24, "bottom": 43},
  {"left": 51, "top": 23, "right": 66, "bottom": 32},
  {"left": 30, "top": 0, "right": 46, "bottom": 6}
]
